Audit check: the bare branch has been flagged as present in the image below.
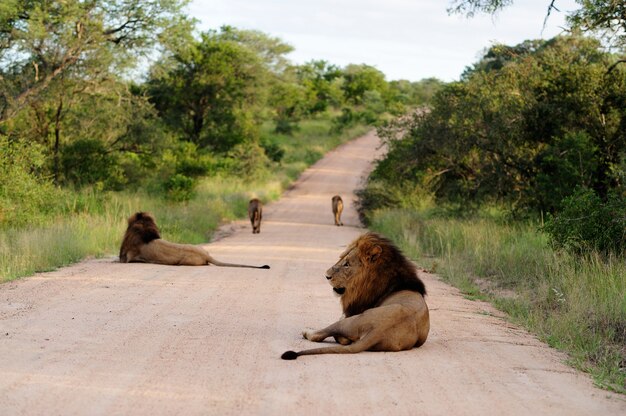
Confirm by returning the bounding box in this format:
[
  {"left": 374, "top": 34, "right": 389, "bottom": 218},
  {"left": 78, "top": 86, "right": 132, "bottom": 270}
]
[
  {"left": 607, "top": 59, "right": 626, "bottom": 73},
  {"left": 541, "top": 0, "right": 560, "bottom": 34}
]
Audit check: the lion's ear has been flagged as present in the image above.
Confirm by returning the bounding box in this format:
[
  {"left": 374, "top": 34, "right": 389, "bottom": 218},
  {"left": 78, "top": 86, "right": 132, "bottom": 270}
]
[{"left": 367, "top": 245, "right": 382, "bottom": 263}]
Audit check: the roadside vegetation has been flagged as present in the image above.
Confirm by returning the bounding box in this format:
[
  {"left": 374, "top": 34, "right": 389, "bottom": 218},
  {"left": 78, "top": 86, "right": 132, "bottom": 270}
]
[{"left": 357, "top": 12, "right": 626, "bottom": 394}]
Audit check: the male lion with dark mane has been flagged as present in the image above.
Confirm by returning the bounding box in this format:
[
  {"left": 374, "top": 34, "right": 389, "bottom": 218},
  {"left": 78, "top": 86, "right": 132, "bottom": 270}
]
[
  {"left": 282, "top": 232, "right": 428, "bottom": 359},
  {"left": 119, "top": 212, "right": 270, "bottom": 269}
]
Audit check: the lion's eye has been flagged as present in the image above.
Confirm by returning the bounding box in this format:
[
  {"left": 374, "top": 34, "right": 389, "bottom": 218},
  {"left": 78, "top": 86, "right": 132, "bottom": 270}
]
[{"left": 344, "top": 261, "right": 350, "bottom": 268}]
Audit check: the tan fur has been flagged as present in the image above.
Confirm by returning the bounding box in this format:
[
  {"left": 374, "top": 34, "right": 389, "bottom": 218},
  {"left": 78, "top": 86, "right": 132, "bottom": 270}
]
[
  {"left": 282, "top": 232, "right": 428, "bottom": 359},
  {"left": 119, "top": 212, "right": 269, "bottom": 269},
  {"left": 248, "top": 198, "right": 263, "bottom": 234},
  {"left": 332, "top": 195, "right": 344, "bottom": 226}
]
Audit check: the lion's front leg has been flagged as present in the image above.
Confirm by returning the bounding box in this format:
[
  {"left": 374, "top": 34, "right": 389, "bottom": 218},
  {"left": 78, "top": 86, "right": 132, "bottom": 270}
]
[
  {"left": 302, "top": 329, "right": 330, "bottom": 342},
  {"left": 303, "top": 316, "right": 359, "bottom": 344}
]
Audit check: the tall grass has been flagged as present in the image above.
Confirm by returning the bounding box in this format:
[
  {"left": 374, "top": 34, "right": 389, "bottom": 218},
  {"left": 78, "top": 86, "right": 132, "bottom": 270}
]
[
  {"left": 369, "top": 208, "right": 626, "bottom": 394},
  {"left": 0, "top": 119, "right": 370, "bottom": 282}
]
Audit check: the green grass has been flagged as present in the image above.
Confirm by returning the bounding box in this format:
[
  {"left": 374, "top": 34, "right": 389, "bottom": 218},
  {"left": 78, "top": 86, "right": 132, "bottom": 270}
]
[
  {"left": 369, "top": 207, "right": 626, "bottom": 394},
  {"left": 261, "top": 117, "right": 370, "bottom": 183},
  {"left": 0, "top": 118, "right": 370, "bottom": 282}
]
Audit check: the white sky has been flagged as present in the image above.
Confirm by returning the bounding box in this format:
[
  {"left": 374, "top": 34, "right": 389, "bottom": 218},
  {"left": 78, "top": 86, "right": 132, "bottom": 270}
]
[{"left": 187, "top": 0, "right": 580, "bottom": 82}]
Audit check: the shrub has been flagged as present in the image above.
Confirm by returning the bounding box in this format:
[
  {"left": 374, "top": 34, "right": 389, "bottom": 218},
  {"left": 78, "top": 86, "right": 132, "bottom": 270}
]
[
  {"left": 332, "top": 107, "right": 357, "bottom": 131},
  {"left": 0, "top": 137, "right": 61, "bottom": 226},
  {"left": 543, "top": 188, "right": 626, "bottom": 254},
  {"left": 163, "top": 173, "right": 196, "bottom": 202},
  {"left": 260, "top": 141, "right": 285, "bottom": 163},
  {"left": 355, "top": 180, "right": 401, "bottom": 224},
  {"left": 61, "top": 139, "right": 125, "bottom": 189},
  {"left": 225, "top": 142, "right": 271, "bottom": 179}
]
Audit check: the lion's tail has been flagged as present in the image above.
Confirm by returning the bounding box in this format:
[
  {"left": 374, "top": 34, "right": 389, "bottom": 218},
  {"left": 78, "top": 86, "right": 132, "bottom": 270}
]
[
  {"left": 281, "top": 338, "right": 374, "bottom": 360},
  {"left": 208, "top": 257, "right": 270, "bottom": 269}
]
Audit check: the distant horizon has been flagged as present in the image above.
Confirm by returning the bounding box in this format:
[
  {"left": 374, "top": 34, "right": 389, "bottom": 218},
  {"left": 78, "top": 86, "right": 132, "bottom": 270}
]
[{"left": 188, "top": 0, "right": 580, "bottom": 82}]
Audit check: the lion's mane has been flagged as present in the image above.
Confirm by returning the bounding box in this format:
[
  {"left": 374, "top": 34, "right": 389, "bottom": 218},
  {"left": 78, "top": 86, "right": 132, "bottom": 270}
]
[
  {"left": 341, "top": 232, "right": 426, "bottom": 317},
  {"left": 119, "top": 212, "right": 161, "bottom": 263}
]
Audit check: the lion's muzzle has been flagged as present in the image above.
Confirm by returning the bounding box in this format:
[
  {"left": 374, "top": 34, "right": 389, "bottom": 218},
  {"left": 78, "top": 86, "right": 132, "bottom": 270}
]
[{"left": 333, "top": 287, "right": 346, "bottom": 295}]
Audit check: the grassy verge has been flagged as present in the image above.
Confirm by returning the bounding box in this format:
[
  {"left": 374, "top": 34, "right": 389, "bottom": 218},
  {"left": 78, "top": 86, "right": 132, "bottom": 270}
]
[
  {"left": 0, "top": 119, "right": 370, "bottom": 282},
  {"left": 368, "top": 207, "right": 626, "bottom": 394}
]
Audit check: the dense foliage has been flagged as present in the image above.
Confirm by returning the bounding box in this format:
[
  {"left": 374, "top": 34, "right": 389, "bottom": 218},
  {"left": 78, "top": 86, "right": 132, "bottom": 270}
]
[
  {"left": 367, "top": 36, "right": 625, "bottom": 215},
  {"left": 543, "top": 189, "right": 626, "bottom": 254}
]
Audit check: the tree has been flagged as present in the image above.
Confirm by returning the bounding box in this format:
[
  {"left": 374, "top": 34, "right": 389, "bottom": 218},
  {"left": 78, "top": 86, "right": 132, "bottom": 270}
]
[
  {"left": 341, "top": 64, "right": 388, "bottom": 105},
  {"left": 218, "top": 26, "right": 294, "bottom": 74},
  {"left": 268, "top": 76, "right": 307, "bottom": 134},
  {"left": 147, "top": 28, "right": 281, "bottom": 152},
  {"left": 296, "top": 60, "right": 344, "bottom": 114},
  {"left": 0, "top": 0, "right": 192, "bottom": 124},
  {"left": 372, "top": 35, "right": 626, "bottom": 212}
]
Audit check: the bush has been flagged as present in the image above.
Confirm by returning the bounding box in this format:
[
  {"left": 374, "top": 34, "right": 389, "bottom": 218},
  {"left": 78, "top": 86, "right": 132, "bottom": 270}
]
[
  {"left": 0, "top": 137, "right": 61, "bottom": 226},
  {"left": 355, "top": 180, "right": 401, "bottom": 224},
  {"left": 543, "top": 188, "right": 626, "bottom": 254},
  {"left": 274, "top": 118, "right": 300, "bottom": 135},
  {"left": 225, "top": 142, "right": 271, "bottom": 179},
  {"left": 332, "top": 107, "right": 358, "bottom": 131},
  {"left": 61, "top": 139, "right": 125, "bottom": 189},
  {"left": 163, "top": 173, "right": 196, "bottom": 202},
  {"left": 260, "top": 140, "right": 285, "bottom": 163}
]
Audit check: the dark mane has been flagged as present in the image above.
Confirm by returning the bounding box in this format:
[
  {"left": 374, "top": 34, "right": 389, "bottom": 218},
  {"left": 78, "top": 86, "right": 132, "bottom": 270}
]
[
  {"left": 126, "top": 212, "right": 161, "bottom": 243},
  {"left": 119, "top": 212, "right": 161, "bottom": 262},
  {"left": 378, "top": 235, "right": 426, "bottom": 296},
  {"left": 343, "top": 232, "right": 426, "bottom": 317}
]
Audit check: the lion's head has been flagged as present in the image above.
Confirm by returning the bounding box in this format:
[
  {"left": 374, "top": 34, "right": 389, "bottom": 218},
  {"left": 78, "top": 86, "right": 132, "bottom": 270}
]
[
  {"left": 119, "top": 212, "right": 161, "bottom": 262},
  {"left": 325, "top": 232, "right": 426, "bottom": 317}
]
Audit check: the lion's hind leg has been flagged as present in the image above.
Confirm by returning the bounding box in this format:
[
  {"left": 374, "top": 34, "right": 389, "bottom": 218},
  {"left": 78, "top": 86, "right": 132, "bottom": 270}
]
[{"left": 334, "top": 335, "right": 352, "bottom": 345}]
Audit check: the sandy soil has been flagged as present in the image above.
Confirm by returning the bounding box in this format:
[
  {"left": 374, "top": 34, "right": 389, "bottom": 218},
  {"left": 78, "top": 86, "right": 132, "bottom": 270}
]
[{"left": 1, "top": 131, "right": 624, "bottom": 415}]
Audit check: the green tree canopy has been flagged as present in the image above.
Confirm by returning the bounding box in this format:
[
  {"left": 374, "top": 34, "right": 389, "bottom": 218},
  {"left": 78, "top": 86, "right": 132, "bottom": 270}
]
[
  {"left": 373, "top": 35, "right": 626, "bottom": 212},
  {"left": 147, "top": 27, "right": 293, "bottom": 152},
  {"left": 341, "top": 64, "right": 388, "bottom": 105},
  {"left": 0, "top": 0, "right": 192, "bottom": 123},
  {"left": 295, "top": 60, "right": 344, "bottom": 114}
]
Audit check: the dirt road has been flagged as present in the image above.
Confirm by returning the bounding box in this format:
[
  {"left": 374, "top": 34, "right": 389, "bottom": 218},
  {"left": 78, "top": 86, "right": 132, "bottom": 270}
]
[{"left": 1, "top": 131, "right": 624, "bottom": 415}]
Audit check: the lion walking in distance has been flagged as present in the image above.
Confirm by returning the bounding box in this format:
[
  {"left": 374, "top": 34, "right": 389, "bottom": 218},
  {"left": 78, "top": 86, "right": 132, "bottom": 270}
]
[
  {"left": 248, "top": 198, "right": 263, "bottom": 234},
  {"left": 119, "top": 212, "right": 269, "bottom": 269},
  {"left": 332, "top": 195, "right": 344, "bottom": 226},
  {"left": 282, "top": 232, "right": 429, "bottom": 359}
]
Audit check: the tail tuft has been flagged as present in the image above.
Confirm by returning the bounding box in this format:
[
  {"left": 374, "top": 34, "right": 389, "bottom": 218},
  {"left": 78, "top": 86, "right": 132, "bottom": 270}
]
[
  {"left": 260, "top": 265, "right": 270, "bottom": 269},
  {"left": 281, "top": 351, "right": 298, "bottom": 360}
]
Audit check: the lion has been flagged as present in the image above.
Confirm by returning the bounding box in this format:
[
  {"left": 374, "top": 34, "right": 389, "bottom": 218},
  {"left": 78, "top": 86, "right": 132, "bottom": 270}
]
[
  {"left": 332, "top": 195, "right": 344, "bottom": 226},
  {"left": 248, "top": 198, "right": 263, "bottom": 234},
  {"left": 119, "top": 212, "right": 270, "bottom": 269},
  {"left": 281, "top": 232, "right": 428, "bottom": 359}
]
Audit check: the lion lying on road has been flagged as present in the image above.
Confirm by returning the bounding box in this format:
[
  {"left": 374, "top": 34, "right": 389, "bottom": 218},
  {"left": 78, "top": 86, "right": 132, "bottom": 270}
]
[
  {"left": 119, "top": 212, "right": 270, "bottom": 269},
  {"left": 282, "top": 232, "right": 428, "bottom": 359}
]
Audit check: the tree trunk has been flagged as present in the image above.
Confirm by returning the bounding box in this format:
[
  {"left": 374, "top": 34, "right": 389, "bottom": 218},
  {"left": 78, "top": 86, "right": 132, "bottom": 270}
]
[{"left": 53, "top": 97, "right": 63, "bottom": 184}]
